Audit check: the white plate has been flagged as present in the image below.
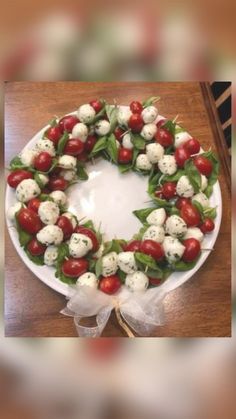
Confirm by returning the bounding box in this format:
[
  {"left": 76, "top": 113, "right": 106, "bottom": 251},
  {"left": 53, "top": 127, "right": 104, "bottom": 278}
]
[{"left": 5, "top": 111, "right": 222, "bottom": 297}]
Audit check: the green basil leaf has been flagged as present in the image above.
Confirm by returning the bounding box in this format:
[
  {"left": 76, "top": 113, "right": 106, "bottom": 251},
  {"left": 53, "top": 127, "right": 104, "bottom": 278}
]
[
  {"left": 48, "top": 117, "right": 58, "bottom": 127},
  {"left": 10, "top": 156, "right": 28, "bottom": 170},
  {"left": 95, "top": 258, "right": 103, "bottom": 277},
  {"left": 103, "top": 239, "right": 123, "bottom": 255},
  {"left": 47, "top": 157, "right": 58, "bottom": 174},
  {"left": 148, "top": 172, "right": 162, "bottom": 195},
  {"left": 142, "top": 96, "right": 160, "bottom": 108},
  {"left": 173, "top": 259, "right": 199, "bottom": 271},
  {"left": 89, "top": 258, "right": 96, "bottom": 272},
  {"left": 34, "top": 172, "right": 45, "bottom": 189},
  {"left": 15, "top": 214, "right": 32, "bottom": 247},
  {"left": 192, "top": 200, "right": 204, "bottom": 220},
  {"left": 25, "top": 248, "right": 45, "bottom": 265},
  {"left": 76, "top": 162, "right": 88, "bottom": 180},
  {"left": 151, "top": 195, "right": 173, "bottom": 209},
  {"left": 163, "top": 169, "right": 185, "bottom": 182},
  {"left": 89, "top": 136, "right": 108, "bottom": 157},
  {"left": 57, "top": 132, "right": 69, "bottom": 155},
  {"left": 88, "top": 101, "right": 106, "bottom": 125},
  {"left": 105, "top": 104, "right": 118, "bottom": 132},
  {"left": 55, "top": 270, "right": 76, "bottom": 285},
  {"left": 132, "top": 225, "right": 148, "bottom": 241},
  {"left": 118, "top": 163, "right": 132, "bottom": 173},
  {"left": 146, "top": 267, "right": 164, "bottom": 279},
  {"left": 134, "top": 252, "right": 161, "bottom": 271},
  {"left": 203, "top": 206, "right": 217, "bottom": 219},
  {"left": 133, "top": 207, "right": 155, "bottom": 224},
  {"left": 54, "top": 243, "right": 75, "bottom": 284},
  {"left": 184, "top": 159, "right": 201, "bottom": 193},
  {"left": 175, "top": 125, "right": 185, "bottom": 134},
  {"left": 117, "top": 269, "right": 126, "bottom": 283},
  {"left": 204, "top": 184, "right": 213, "bottom": 198},
  {"left": 107, "top": 133, "right": 118, "bottom": 163},
  {"left": 131, "top": 133, "right": 146, "bottom": 150},
  {"left": 163, "top": 120, "right": 176, "bottom": 137},
  {"left": 132, "top": 148, "right": 140, "bottom": 166},
  {"left": 82, "top": 219, "right": 95, "bottom": 230},
  {"left": 201, "top": 151, "right": 220, "bottom": 190},
  {"left": 168, "top": 206, "right": 180, "bottom": 216},
  {"left": 39, "top": 194, "right": 54, "bottom": 202}
]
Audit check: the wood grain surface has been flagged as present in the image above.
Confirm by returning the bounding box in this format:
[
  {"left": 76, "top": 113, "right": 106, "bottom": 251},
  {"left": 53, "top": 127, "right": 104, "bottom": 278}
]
[{"left": 4, "top": 82, "right": 231, "bottom": 337}]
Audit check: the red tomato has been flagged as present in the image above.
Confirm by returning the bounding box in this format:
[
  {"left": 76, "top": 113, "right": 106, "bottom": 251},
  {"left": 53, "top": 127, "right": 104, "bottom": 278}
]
[
  {"left": 45, "top": 126, "right": 62, "bottom": 145},
  {"left": 130, "top": 101, "right": 143, "bottom": 114},
  {"left": 74, "top": 226, "right": 99, "bottom": 252},
  {"left": 155, "top": 128, "right": 173, "bottom": 147},
  {"left": 56, "top": 216, "right": 74, "bottom": 240},
  {"left": 34, "top": 152, "right": 52, "bottom": 172},
  {"left": 99, "top": 275, "right": 121, "bottom": 295},
  {"left": 124, "top": 240, "right": 142, "bottom": 252},
  {"left": 184, "top": 138, "right": 200, "bottom": 155},
  {"left": 128, "top": 113, "right": 144, "bottom": 133},
  {"left": 182, "top": 238, "right": 201, "bottom": 262},
  {"left": 59, "top": 115, "right": 79, "bottom": 133},
  {"left": 118, "top": 148, "right": 133, "bottom": 164},
  {"left": 199, "top": 218, "right": 215, "bottom": 234},
  {"left": 148, "top": 277, "right": 162, "bottom": 286},
  {"left": 48, "top": 177, "right": 68, "bottom": 191},
  {"left": 17, "top": 208, "right": 42, "bottom": 234},
  {"left": 174, "top": 146, "right": 190, "bottom": 168},
  {"left": 156, "top": 119, "right": 166, "bottom": 128},
  {"left": 77, "top": 151, "right": 88, "bottom": 162},
  {"left": 62, "top": 258, "right": 88, "bottom": 278},
  {"left": 175, "top": 197, "right": 191, "bottom": 210},
  {"left": 64, "top": 139, "right": 84, "bottom": 156},
  {"left": 114, "top": 127, "right": 125, "bottom": 142},
  {"left": 90, "top": 99, "right": 103, "bottom": 113},
  {"left": 140, "top": 240, "right": 164, "bottom": 261},
  {"left": 180, "top": 204, "right": 201, "bottom": 227},
  {"left": 84, "top": 135, "right": 97, "bottom": 153},
  {"left": 27, "top": 238, "right": 46, "bottom": 256},
  {"left": 7, "top": 170, "right": 33, "bottom": 188},
  {"left": 27, "top": 198, "right": 41, "bottom": 213},
  {"left": 194, "top": 156, "right": 213, "bottom": 177},
  {"left": 162, "top": 182, "right": 176, "bottom": 199}
]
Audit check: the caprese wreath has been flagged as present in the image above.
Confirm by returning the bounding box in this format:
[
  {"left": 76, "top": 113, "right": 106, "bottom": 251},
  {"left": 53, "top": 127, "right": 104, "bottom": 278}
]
[{"left": 7, "top": 97, "right": 219, "bottom": 295}]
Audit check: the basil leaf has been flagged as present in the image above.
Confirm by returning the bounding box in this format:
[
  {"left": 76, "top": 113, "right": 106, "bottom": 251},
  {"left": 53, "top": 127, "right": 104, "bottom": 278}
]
[
  {"left": 118, "top": 163, "right": 132, "bottom": 173},
  {"left": 89, "top": 136, "right": 107, "bottom": 157},
  {"left": 39, "top": 194, "right": 54, "bottom": 202},
  {"left": 203, "top": 206, "right": 217, "bottom": 219},
  {"left": 168, "top": 206, "right": 180, "bottom": 216},
  {"left": 48, "top": 117, "right": 58, "bottom": 127},
  {"left": 82, "top": 220, "right": 95, "bottom": 230},
  {"left": 148, "top": 172, "right": 162, "bottom": 195},
  {"left": 173, "top": 259, "right": 199, "bottom": 271},
  {"left": 103, "top": 240, "right": 123, "bottom": 255},
  {"left": 57, "top": 132, "right": 69, "bottom": 155},
  {"left": 10, "top": 156, "right": 28, "bottom": 170},
  {"left": 184, "top": 159, "right": 201, "bottom": 193},
  {"left": 55, "top": 270, "right": 76, "bottom": 285},
  {"left": 25, "top": 248, "right": 44, "bottom": 265},
  {"left": 105, "top": 104, "right": 118, "bottom": 132},
  {"left": 151, "top": 196, "right": 173, "bottom": 209},
  {"left": 146, "top": 267, "right": 164, "bottom": 279},
  {"left": 192, "top": 200, "right": 204, "bottom": 220},
  {"left": 89, "top": 258, "right": 96, "bottom": 272},
  {"left": 34, "top": 172, "right": 45, "bottom": 189},
  {"left": 107, "top": 133, "right": 118, "bottom": 163},
  {"left": 117, "top": 269, "right": 126, "bottom": 283},
  {"left": 142, "top": 96, "right": 160, "bottom": 108},
  {"left": 201, "top": 151, "right": 220, "bottom": 191},
  {"left": 15, "top": 214, "right": 32, "bottom": 247},
  {"left": 95, "top": 258, "right": 103, "bottom": 277},
  {"left": 163, "top": 120, "right": 176, "bottom": 137},
  {"left": 133, "top": 207, "right": 155, "bottom": 224},
  {"left": 132, "top": 148, "right": 140, "bottom": 166},
  {"left": 204, "top": 184, "right": 213, "bottom": 198},
  {"left": 135, "top": 252, "right": 162, "bottom": 272},
  {"left": 88, "top": 101, "right": 106, "bottom": 125},
  {"left": 131, "top": 133, "right": 146, "bottom": 150},
  {"left": 175, "top": 125, "right": 185, "bottom": 134},
  {"left": 55, "top": 243, "right": 75, "bottom": 284},
  {"left": 56, "top": 243, "right": 70, "bottom": 264},
  {"left": 163, "top": 169, "right": 185, "bottom": 182},
  {"left": 132, "top": 225, "right": 148, "bottom": 241},
  {"left": 76, "top": 162, "right": 88, "bottom": 180},
  {"left": 47, "top": 158, "right": 58, "bottom": 173}
]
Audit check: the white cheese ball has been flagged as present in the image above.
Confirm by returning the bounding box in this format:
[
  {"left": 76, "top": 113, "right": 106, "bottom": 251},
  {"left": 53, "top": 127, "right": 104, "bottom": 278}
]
[
  {"left": 176, "top": 175, "right": 194, "bottom": 198},
  {"left": 174, "top": 131, "right": 192, "bottom": 148},
  {"left": 136, "top": 154, "right": 152, "bottom": 171},
  {"left": 146, "top": 143, "right": 164, "bottom": 163},
  {"left": 140, "top": 123, "right": 157, "bottom": 141},
  {"left": 50, "top": 190, "right": 67, "bottom": 206},
  {"left": 37, "top": 225, "right": 63, "bottom": 246},
  {"left": 122, "top": 133, "right": 133, "bottom": 149},
  {"left": 192, "top": 192, "right": 209, "bottom": 209},
  {"left": 95, "top": 120, "right": 111, "bottom": 136},
  {"left": 117, "top": 252, "right": 137, "bottom": 274},
  {"left": 38, "top": 173, "right": 49, "bottom": 186},
  {"left": 62, "top": 212, "right": 77, "bottom": 229},
  {"left": 71, "top": 123, "right": 88, "bottom": 142},
  {"left": 38, "top": 201, "right": 60, "bottom": 225},
  {"left": 7, "top": 202, "right": 23, "bottom": 221},
  {"left": 16, "top": 179, "right": 41, "bottom": 203},
  {"left": 35, "top": 139, "right": 56, "bottom": 156},
  {"left": 141, "top": 106, "right": 158, "bottom": 123},
  {"left": 69, "top": 233, "right": 93, "bottom": 258},
  {"left": 143, "top": 225, "right": 165, "bottom": 243},
  {"left": 20, "top": 149, "right": 38, "bottom": 166},
  {"left": 117, "top": 106, "right": 132, "bottom": 127},
  {"left": 102, "top": 252, "right": 118, "bottom": 277},
  {"left": 165, "top": 215, "right": 187, "bottom": 238},
  {"left": 93, "top": 243, "right": 104, "bottom": 259},
  {"left": 200, "top": 175, "right": 208, "bottom": 192},
  {"left": 44, "top": 246, "right": 58, "bottom": 266},
  {"left": 77, "top": 104, "right": 96, "bottom": 124},
  {"left": 60, "top": 169, "right": 77, "bottom": 182},
  {"left": 184, "top": 227, "right": 204, "bottom": 242},
  {"left": 58, "top": 155, "right": 77, "bottom": 169},
  {"left": 163, "top": 236, "right": 185, "bottom": 263},
  {"left": 146, "top": 208, "right": 166, "bottom": 226},
  {"left": 158, "top": 155, "right": 177, "bottom": 175},
  {"left": 125, "top": 271, "right": 149, "bottom": 292},
  {"left": 77, "top": 272, "right": 98, "bottom": 288}
]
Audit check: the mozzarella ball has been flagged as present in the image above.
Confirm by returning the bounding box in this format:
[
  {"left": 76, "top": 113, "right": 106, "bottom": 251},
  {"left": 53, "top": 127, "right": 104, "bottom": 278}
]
[
  {"left": 16, "top": 179, "right": 41, "bottom": 203},
  {"left": 117, "top": 252, "right": 137, "bottom": 274},
  {"left": 165, "top": 215, "right": 187, "bottom": 238},
  {"left": 158, "top": 155, "right": 177, "bottom": 175},
  {"left": 37, "top": 225, "right": 63, "bottom": 246},
  {"left": 125, "top": 271, "right": 149, "bottom": 292},
  {"left": 146, "top": 143, "right": 164, "bottom": 163},
  {"left": 136, "top": 154, "right": 152, "bottom": 171},
  {"left": 69, "top": 233, "right": 92, "bottom": 258},
  {"left": 192, "top": 192, "right": 209, "bottom": 208},
  {"left": 174, "top": 131, "right": 192, "bottom": 148},
  {"left": 95, "top": 120, "right": 111, "bottom": 136},
  {"left": 102, "top": 252, "right": 118, "bottom": 277},
  {"left": 146, "top": 208, "right": 166, "bottom": 226},
  {"left": 93, "top": 243, "right": 104, "bottom": 259},
  {"left": 38, "top": 201, "right": 60, "bottom": 225},
  {"left": 122, "top": 133, "right": 133, "bottom": 149},
  {"left": 7, "top": 202, "right": 23, "bottom": 221},
  {"left": 163, "top": 236, "right": 185, "bottom": 262},
  {"left": 20, "top": 149, "right": 38, "bottom": 166},
  {"left": 141, "top": 106, "right": 158, "bottom": 123},
  {"left": 60, "top": 169, "right": 77, "bottom": 182},
  {"left": 50, "top": 190, "right": 67, "bottom": 206},
  {"left": 77, "top": 104, "right": 96, "bottom": 124},
  {"left": 72, "top": 123, "right": 88, "bottom": 142},
  {"left": 176, "top": 175, "right": 194, "bottom": 198},
  {"left": 35, "top": 139, "right": 56, "bottom": 156},
  {"left": 143, "top": 225, "right": 165, "bottom": 243},
  {"left": 200, "top": 175, "right": 208, "bottom": 191},
  {"left": 44, "top": 246, "right": 58, "bottom": 266},
  {"left": 38, "top": 173, "right": 49, "bottom": 186},
  {"left": 58, "top": 155, "right": 77, "bottom": 169},
  {"left": 117, "top": 106, "right": 132, "bottom": 127},
  {"left": 62, "top": 212, "right": 77, "bottom": 229},
  {"left": 140, "top": 123, "right": 157, "bottom": 141},
  {"left": 77, "top": 272, "right": 98, "bottom": 288},
  {"left": 184, "top": 227, "right": 204, "bottom": 242}
]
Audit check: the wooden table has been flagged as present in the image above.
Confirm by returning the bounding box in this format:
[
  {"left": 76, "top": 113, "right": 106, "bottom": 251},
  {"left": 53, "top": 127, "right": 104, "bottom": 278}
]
[{"left": 4, "top": 82, "right": 231, "bottom": 337}]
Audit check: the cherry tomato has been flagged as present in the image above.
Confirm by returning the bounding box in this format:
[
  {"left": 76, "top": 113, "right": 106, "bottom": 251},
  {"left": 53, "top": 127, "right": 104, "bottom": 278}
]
[
  {"left": 118, "top": 148, "right": 133, "bottom": 164},
  {"left": 180, "top": 203, "right": 201, "bottom": 227},
  {"left": 77, "top": 151, "right": 88, "bottom": 162},
  {"left": 74, "top": 226, "right": 99, "bottom": 252},
  {"left": 34, "top": 152, "right": 52, "bottom": 172},
  {"left": 130, "top": 101, "right": 143, "bottom": 114},
  {"left": 156, "top": 119, "right": 166, "bottom": 128},
  {"left": 27, "top": 238, "right": 46, "bottom": 256},
  {"left": 148, "top": 277, "right": 162, "bottom": 286},
  {"left": 48, "top": 177, "right": 68, "bottom": 191},
  {"left": 64, "top": 139, "right": 84, "bottom": 156},
  {"left": 162, "top": 182, "right": 176, "bottom": 199},
  {"left": 62, "top": 258, "right": 88, "bottom": 278},
  {"left": 184, "top": 138, "right": 200, "bottom": 155},
  {"left": 124, "top": 240, "right": 142, "bottom": 252},
  {"left": 155, "top": 128, "right": 173, "bottom": 147},
  {"left": 99, "top": 275, "right": 121, "bottom": 295},
  {"left": 17, "top": 208, "right": 42, "bottom": 234},
  {"left": 140, "top": 240, "right": 164, "bottom": 261},
  {"left": 194, "top": 156, "right": 213, "bottom": 177},
  {"left": 7, "top": 170, "right": 33, "bottom": 188},
  {"left": 154, "top": 189, "right": 164, "bottom": 199},
  {"left": 59, "top": 115, "right": 79, "bottom": 133},
  {"left": 199, "top": 218, "right": 215, "bottom": 234},
  {"left": 84, "top": 135, "right": 97, "bottom": 153},
  {"left": 114, "top": 127, "right": 125, "bottom": 142},
  {"left": 56, "top": 216, "right": 74, "bottom": 240},
  {"left": 90, "top": 99, "right": 103, "bottom": 113},
  {"left": 128, "top": 113, "right": 144, "bottom": 133},
  {"left": 174, "top": 146, "right": 190, "bottom": 168},
  {"left": 45, "top": 126, "right": 62, "bottom": 145},
  {"left": 182, "top": 238, "right": 201, "bottom": 262},
  {"left": 27, "top": 198, "right": 41, "bottom": 213},
  {"left": 175, "top": 197, "right": 191, "bottom": 210}
]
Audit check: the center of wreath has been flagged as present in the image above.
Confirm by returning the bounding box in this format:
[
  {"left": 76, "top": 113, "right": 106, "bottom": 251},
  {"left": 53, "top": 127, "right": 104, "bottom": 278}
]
[{"left": 67, "top": 158, "right": 150, "bottom": 240}]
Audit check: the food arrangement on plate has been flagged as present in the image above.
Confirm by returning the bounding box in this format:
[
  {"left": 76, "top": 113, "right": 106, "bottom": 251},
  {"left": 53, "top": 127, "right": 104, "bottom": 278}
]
[{"left": 6, "top": 97, "right": 220, "bottom": 296}]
